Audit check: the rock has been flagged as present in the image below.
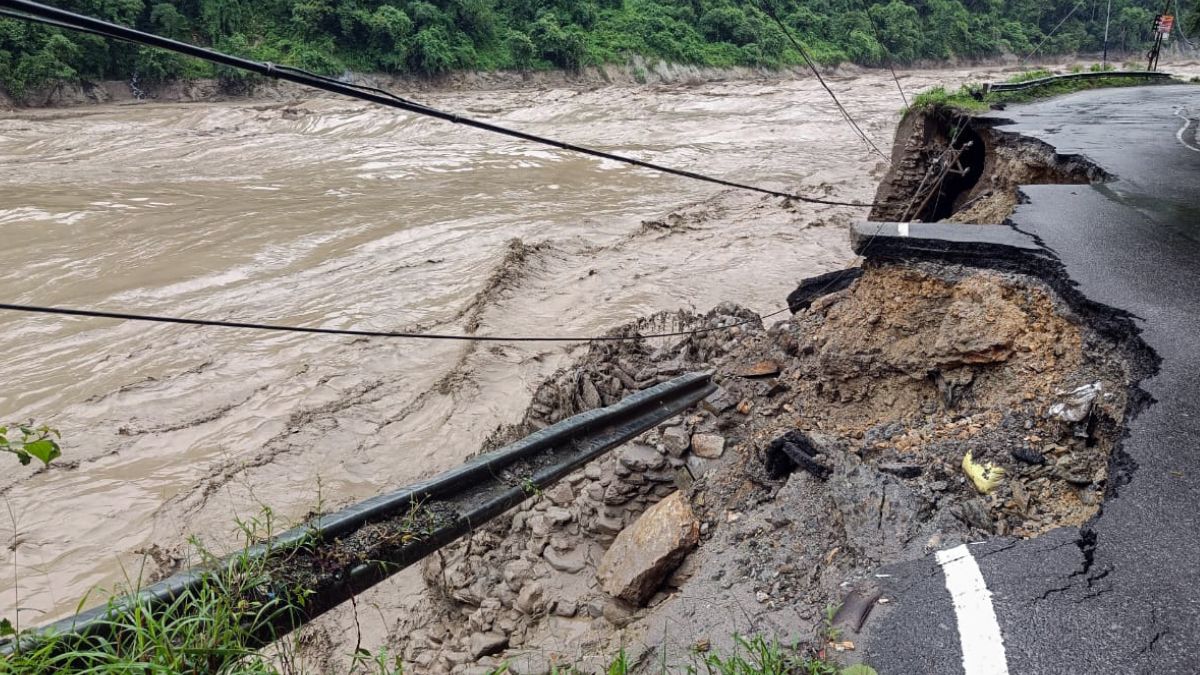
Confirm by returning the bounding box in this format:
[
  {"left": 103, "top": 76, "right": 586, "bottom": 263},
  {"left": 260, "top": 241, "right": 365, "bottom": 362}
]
[
  {"left": 516, "top": 582, "right": 545, "bottom": 615},
  {"left": 756, "top": 591, "right": 770, "bottom": 604},
  {"left": 661, "top": 426, "right": 691, "bottom": 457},
  {"left": 691, "top": 434, "right": 726, "bottom": 459},
  {"left": 544, "top": 546, "right": 587, "bottom": 573},
  {"left": 736, "top": 399, "right": 753, "bottom": 415},
  {"left": 1048, "top": 382, "right": 1102, "bottom": 423},
  {"left": 545, "top": 507, "right": 573, "bottom": 526},
  {"left": 736, "top": 360, "right": 781, "bottom": 379},
  {"left": 469, "top": 632, "right": 508, "bottom": 660},
  {"left": 597, "top": 492, "right": 700, "bottom": 606},
  {"left": 602, "top": 482, "right": 640, "bottom": 506},
  {"left": 620, "top": 444, "right": 666, "bottom": 472},
  {"left": 601, "top": 598, "right": 637, "bottom": 627},
  {"left": 544, "top": 482, "right": 575, "bottom": 506},
  {"left": 702, "top": 387, "right": 737, "bottom": 415},
  {"left": 553, "top": 599, "right": 578, "bottom": 618}
]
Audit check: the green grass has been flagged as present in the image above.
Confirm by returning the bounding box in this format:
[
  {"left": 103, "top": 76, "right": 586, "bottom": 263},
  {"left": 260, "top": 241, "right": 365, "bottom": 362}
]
[{"left": 0, "top": 509, "right": 333, "bottom": 674}]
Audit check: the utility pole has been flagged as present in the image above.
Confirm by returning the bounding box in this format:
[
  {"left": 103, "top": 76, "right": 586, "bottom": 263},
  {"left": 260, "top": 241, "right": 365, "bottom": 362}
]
[
  {"left": 1148, "top": 0, "right": 1174, "bottom": 71},
  {"left": 1102, "top": 0, "right": 1112, "bottom": 67}
]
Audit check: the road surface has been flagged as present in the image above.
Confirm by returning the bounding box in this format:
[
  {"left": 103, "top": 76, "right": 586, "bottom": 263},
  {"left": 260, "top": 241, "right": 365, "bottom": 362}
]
[{"left": 859, "top": 84, "right": 1200, "bottom": 674}]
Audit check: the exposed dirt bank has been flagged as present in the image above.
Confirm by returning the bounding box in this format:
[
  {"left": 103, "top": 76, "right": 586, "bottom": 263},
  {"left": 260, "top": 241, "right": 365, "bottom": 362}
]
[
  {"left": 277, "top": 102, "right": 1164, "bottom": 673},
  {"left": 870, "top": 105, "right": 1109, "bottom": 224}
]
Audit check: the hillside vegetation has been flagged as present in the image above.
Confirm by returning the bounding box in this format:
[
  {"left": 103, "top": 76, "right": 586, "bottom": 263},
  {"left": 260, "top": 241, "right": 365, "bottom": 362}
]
[{"left": 0, "top": 0, "right": 1191, "bottom": 97}]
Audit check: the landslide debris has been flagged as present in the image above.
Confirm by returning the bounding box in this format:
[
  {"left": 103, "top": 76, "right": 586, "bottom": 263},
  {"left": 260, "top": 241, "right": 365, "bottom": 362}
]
[{"left": 388, "top": 262, "right": 1133, "bottom": 673}]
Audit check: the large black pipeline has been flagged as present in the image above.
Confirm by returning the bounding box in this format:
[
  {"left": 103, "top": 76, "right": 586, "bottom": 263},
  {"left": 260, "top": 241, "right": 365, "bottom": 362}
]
[
  {"left": 0, "top": 0, "right": 876, "bottom": 209},
  {"left": 1, "top": 372, "right": 716, "bottom": 654}
]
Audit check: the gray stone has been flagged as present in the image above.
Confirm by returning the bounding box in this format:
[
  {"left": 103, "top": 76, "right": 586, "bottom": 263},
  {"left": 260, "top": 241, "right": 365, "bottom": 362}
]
[
  {"left": 601, "top": 597, "right": 637, "bottom": 627},
  {"left": 691, "top": 434, "right": 726, "bottom": 459},
  {"left": 545, "top": 506, "right": 573, "bottom": 525},
  {"left": 468, "top": 632, "right": 508, "bottom": 660},
  {"left": 544, "top": 482, "right": 575, "bottom": 506},
  {"left": 553, "top": 599, "right": 578, "bottom": 617},
  {"left": 619, "top": 443, "right": 666, "bottom": 472},
  {"left": 597, "top": 492, "right": 700, "bottom": 606},
  {"left": 544, "top": 546, "right": 587, "bottom": 573},
  {"left": 516, "top": 582, "right": 545, "bottom": 615},
  {"left": 660, "top": 426, "right": 691, "bottom": 457},
  {"left": 702, "top": 387, "right": 737, "bottom": 415}
]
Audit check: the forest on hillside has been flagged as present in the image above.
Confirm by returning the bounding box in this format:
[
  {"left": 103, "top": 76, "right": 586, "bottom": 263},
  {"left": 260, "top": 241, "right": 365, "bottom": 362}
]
[{"left": 0, "top": 0, "right": 1194, "bottom": 96}]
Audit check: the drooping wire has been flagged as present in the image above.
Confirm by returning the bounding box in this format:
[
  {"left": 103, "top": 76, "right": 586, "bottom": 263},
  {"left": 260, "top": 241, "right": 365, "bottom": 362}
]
[
  {"left": 856, "top": 0, "right": 909, "bottom": 108},
  {"left": 756, "top": 0, "right": 892, "bottom": 163},
  {"left": 0, "top": 0, "right": 885, "bottom": 209},
  {"left": 0, "top": 302, "right": 799, "bottom": 343}
]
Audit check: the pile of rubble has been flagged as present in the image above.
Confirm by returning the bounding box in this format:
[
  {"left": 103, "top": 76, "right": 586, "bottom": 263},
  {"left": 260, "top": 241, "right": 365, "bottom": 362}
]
[{"left": 390, "top": 261, "right": 1134, "bottom": 673}]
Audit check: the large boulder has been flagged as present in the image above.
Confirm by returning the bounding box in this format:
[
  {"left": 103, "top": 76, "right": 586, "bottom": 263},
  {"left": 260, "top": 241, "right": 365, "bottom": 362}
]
[{"left": 597, "top": 492, "right": 700, "bottom": 606}]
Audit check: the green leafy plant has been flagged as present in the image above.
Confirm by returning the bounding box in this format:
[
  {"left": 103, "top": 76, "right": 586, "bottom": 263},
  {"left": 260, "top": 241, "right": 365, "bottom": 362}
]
[{"left": 0, "top": 424, "right": 61, "bottom": 467}]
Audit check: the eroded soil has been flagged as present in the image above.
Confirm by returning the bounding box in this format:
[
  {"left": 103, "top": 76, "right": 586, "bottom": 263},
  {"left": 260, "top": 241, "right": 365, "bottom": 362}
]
[{"left": 350, "top": 261, "right": 1137, "bottom": 673}]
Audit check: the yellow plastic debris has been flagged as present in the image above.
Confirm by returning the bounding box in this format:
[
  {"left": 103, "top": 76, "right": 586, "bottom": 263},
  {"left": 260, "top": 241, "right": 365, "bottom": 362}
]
[{"left": 962, "top": 451, "right": 1006, "bottom": 494}]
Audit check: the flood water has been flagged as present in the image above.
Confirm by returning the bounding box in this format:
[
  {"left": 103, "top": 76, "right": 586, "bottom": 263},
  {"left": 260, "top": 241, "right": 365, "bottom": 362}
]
[{"left": 0, "top": 63, "right": 1119, "bottom": 625}]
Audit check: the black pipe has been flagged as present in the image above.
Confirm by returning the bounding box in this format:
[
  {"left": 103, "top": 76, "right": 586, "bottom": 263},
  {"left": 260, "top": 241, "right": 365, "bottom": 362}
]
[{"left": 1, "top": 372, "right": 716, "bottom": 654}]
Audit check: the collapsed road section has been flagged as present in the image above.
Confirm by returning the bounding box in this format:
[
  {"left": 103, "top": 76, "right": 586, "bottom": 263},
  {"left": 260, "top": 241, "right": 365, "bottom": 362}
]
[
  {"left": 365, "top": 87, "right": 1196, "bottom": 674},
  {"left": 859, "top": 85, "right": 1200, "bottom": 674}
]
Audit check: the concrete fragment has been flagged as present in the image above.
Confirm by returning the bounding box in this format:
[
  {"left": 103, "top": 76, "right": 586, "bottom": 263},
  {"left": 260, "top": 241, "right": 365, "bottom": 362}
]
[
  {"left": 690, "top": 433, "right": 726, "bottom": 459},
  {"left": 597, "top": 492, "right": 700, "bottom": 606}
]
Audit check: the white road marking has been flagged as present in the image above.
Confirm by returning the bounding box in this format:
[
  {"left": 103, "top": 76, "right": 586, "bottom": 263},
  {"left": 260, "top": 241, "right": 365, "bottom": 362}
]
[
  {"left": 936, "top": 544, "right": 1011, "bottom": 675},
  {"left": 898, "top": 222, "right": 910, "bottom": 237},
  {"left": 1175, "top": 108, "right": 1200, "bottom": 154}
]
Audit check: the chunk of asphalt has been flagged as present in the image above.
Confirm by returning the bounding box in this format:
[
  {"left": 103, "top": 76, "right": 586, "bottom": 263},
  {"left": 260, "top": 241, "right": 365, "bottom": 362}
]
[
  {"left": 787, "top": 268, "right": 864, "bottom": 313},
  {"left": 1011, "top": 446, "right": 1047, "bottom": 465},
  {"left": 763, "top": 430, "right": 832, "bottom": 481},
  {"left": 833, "top": 586, "right": 883, "bottom": 633},
  {"left": 878, "top": 463, "right": 924, "bottom": 479}
]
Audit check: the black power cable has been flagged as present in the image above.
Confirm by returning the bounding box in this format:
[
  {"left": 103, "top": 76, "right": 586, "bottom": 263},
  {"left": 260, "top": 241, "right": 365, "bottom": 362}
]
[
  {"left": 0, "top": 302, "right": 797, "bottom": 343},
  {"left": 0, "top": 0, "right": 883, "bottom": 209},
  {"left": 756, "top": 0, "right": 891, "bottom": 163},
  {"left": 856, "top": 0, "right": 910, "bottom": 108}
]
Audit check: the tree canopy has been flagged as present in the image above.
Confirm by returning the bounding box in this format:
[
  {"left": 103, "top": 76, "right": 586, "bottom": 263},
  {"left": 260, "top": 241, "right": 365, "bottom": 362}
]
[{"left": 0, "top": 0, "right": 1185, "bottom": 97}]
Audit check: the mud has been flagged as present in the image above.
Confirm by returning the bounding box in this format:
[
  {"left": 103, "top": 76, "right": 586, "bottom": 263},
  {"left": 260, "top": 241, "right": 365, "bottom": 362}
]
[
  {"left": 0, "top": 59, "right": 1176, "bottom": 671},
  {"left": 342, "top": 259, "right": 1136, "bottom": 673}
]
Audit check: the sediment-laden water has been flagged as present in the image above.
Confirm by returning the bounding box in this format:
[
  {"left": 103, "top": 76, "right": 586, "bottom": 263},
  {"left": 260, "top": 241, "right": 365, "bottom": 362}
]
[{"left": 0, "top": 62, "right": 1157, "bottom": 626}]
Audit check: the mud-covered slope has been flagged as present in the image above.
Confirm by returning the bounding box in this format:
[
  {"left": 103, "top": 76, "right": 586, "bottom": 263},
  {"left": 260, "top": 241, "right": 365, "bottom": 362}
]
[{"left": 363, "top": 260, "right": 1137, "bottom": 673}]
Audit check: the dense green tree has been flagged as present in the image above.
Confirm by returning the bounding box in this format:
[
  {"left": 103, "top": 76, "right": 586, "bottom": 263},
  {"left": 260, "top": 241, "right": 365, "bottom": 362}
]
[{"left": 0, "top": 0, "right": 1181, "bottom": 97}]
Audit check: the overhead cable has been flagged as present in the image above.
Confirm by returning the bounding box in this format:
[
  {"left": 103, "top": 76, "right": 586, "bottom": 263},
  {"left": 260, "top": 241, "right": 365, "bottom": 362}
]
[
  {"left": 0, "top": 0, "right": 882, "bottom": 209},
  {"left": 857, "top": 0, "right": 910, "bottom": 108},
  {"left": 1022, "top": 1, "right": 1087, "bottom": 64},
  {"left": 756, "top": 0, "right": 892, "bottom": 163},
  {"left": 0, "top": 302, "right": 798, "bottom": 343}
]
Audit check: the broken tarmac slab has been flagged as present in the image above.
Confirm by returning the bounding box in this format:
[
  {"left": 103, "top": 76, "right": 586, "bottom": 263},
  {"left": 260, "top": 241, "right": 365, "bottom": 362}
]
[{"left": 850, "top": 222, "right": 1048, "bottom": 270}]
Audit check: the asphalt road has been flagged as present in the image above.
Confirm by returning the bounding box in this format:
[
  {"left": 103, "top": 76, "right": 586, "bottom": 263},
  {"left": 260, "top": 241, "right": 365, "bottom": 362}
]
[{"left": 858, "top": 84, "right": 1200, "bottom": 674}]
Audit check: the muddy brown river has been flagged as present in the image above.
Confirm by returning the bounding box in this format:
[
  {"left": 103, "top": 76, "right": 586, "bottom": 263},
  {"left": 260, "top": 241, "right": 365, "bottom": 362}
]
[{"left": 0, "top": 63, "right": 1104, "bottom": 628}]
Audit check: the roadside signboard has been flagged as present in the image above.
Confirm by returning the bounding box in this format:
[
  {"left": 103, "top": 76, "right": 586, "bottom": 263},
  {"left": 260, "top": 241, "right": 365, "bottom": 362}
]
[{"left": 1157, "top": 14, "right": 1175, "bottom": 35}]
